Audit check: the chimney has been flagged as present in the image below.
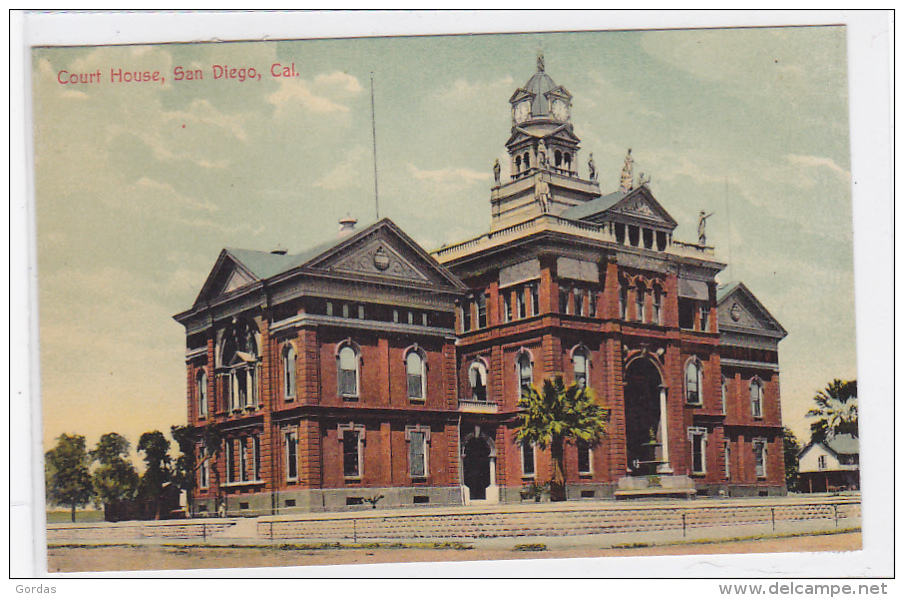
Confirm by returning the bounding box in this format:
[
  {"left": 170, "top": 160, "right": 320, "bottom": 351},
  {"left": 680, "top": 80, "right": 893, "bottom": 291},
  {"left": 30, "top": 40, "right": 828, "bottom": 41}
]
[{"left": 339, "top": 214, "right": 358, "bottom": 238}]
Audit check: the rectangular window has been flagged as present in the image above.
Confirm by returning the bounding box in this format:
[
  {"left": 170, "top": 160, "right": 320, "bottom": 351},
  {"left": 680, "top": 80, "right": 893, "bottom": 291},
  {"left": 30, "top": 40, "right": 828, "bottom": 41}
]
[
  {"left": 198, "top": 445, "right": 209, "bottom": 489},
  {"left": 724, "top": 441, "right": 731, "bottom": 479},
  {"left": 817, "top": 455, "right": 827, "bottom": 470},
  {"left": 285, "top": 430, "right": 298, "bottom": 480},
  {"left": 678, "top": 299, "right": 695, "bottom": 329},
  {"left": 326, "top": 301, "right": 334, "bottom": 317},
  {"left": 342, "top": 303, "right": 350, "bottom": 318},
  {"left": 559, "top": 287, "right": 571, "bottom": 314},
  {"left": 588, "top": 289, "right": 596, "bottom": 318},
  {"left": 721, "top": 377, "right": 728, "bottom": 414},
  {"left": 521, "top": 443, "right": 536, "bottom": 478},
  {"left": 226, "top": 439, "right": 235, "bottom": 483},
  {"left": 530, "top": 284, "right": 540, "bottom": 316},
  {"left": 574, "top": 288, "right": 584, "bottom": 316},
  {"left": 699, "top": 304, "right": 709, "bottom": 331},
  {"left": 240, "top": 438, "right": 249, "bottom": 482},
  {"left": 409, "top": 431, "right": 427, "bottom": 478},
  {"left": 343, "top": 431, "right": 362, "bottom": 478},
  {"left": 252, "top": 436, "right": 260, "bottom": 481},
  {"left": 477, "top": 293, "right": 487, "bottom": 328},
  {"left": 422, "top": 312, "right": 428, "bottom": 327},
  {"left": 754, "top": 439, "right": 767, "bottom": 478},
  {"left": 518, "top": 287, "right": 528, "bottom": 319},
  {"left": 393, "top": 309, "right": 399, "bottom": 323},
  {"left": 502, "top": 293, "right": 512, "bottom": 323},
  {"left": 690, "top": 430, "right": 706, "bottom": 474},
  {"left": 462, "top": 302, "right": 472, "bottom": 332},
  {"left": 358, "top": 305, "right": 365, "bottom": 319},
  {"left": 578, "top": 443, "right": 592, "bottom": 475}
]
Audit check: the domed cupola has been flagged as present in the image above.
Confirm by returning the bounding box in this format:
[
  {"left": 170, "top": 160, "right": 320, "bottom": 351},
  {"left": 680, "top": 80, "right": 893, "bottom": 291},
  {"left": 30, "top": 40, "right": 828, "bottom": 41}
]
[
  {"left": 489, "top": 53, "right": 601, "bottom": 232},
  {"left": 510, "top": 53, "right": 574, "bottom": 126}
]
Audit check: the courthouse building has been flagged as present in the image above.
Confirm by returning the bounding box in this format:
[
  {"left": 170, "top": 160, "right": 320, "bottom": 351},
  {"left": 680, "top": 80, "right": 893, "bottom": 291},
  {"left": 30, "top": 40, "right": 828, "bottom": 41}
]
[{"left": 174, "top": 57, "right": 788, "bottom": 515}]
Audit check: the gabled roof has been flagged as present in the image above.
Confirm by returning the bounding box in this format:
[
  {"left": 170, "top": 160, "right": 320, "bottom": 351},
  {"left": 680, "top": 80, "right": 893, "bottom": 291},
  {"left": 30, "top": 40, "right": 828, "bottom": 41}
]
[
  {"left": 187, "top": 218, "right": 466, "bottom": 309},
  {"left": 561, "top": 185, "right": 678, "bottom": 229},
  {"left": 717, "top": 281, "right": 788, "bottom": 339},
  {"left": 799, "top": 433, "right": 859, "bottom": 459}
]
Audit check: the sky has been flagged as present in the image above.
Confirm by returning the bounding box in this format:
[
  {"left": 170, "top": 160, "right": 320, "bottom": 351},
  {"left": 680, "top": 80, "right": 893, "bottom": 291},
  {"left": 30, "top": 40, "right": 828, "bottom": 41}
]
[{"left": 30, "top": 25, "right": 858, "bottom": 458}]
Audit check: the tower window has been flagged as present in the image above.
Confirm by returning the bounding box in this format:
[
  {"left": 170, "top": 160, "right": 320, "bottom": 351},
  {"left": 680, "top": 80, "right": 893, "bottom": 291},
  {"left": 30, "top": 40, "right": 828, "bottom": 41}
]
[
  {"left": 554, "top": 149, "right": 563, "bottom": 167},
  {"left": 515, "top": 155, "right": 522, "bottom": 173},
  {"left": 477, "top": 293, "right": 487, "bottom": 328},
  {"left": 524, "top": 152, "right": 530, "bottom": 169}
]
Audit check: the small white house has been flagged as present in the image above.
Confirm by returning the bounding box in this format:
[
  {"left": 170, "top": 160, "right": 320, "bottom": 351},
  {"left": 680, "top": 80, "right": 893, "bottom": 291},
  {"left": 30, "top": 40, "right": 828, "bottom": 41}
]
[{"left": 798, "top": 434, "right": 859, "bottom": 492}]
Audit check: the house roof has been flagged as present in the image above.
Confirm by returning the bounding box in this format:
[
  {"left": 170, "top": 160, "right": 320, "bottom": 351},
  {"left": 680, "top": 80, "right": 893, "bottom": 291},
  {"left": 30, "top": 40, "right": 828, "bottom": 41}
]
[
  {"left": 799, "top": 433, "right": 859, "bottom": 461},
  {"left": 824, "top": 433, "right": 859, "bottom": 455}
]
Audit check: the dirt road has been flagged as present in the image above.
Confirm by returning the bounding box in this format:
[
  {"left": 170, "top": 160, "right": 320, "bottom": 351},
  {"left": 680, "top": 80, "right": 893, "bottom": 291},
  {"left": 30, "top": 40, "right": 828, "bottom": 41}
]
[{"left": 46, "top": 531, "right": 861, "bottom": 573}]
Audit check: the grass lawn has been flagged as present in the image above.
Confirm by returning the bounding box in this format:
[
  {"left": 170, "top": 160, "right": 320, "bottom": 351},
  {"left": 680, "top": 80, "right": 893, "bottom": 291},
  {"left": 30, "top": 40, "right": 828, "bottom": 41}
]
[{"left": 46, "top": 510, "right": 106, "bottom": 524}]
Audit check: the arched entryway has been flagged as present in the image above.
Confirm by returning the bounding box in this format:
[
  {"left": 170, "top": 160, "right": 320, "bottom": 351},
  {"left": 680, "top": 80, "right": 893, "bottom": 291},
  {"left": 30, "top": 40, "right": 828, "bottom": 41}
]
[
  {"left": 460, "top": 427, "right": 498, "bottom": 504},
  {"left": 624, "top": 358, "right": 672, "bottom": 475}
]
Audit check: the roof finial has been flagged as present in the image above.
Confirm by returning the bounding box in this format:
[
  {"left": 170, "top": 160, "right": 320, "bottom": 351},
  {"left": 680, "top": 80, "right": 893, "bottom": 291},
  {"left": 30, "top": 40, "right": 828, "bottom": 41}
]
[
  {"left": 619, "top": 148, "right": 635, "bottom": 194},
  {"left": 537, "top": 47, "right": 545, "bottom": 72}
]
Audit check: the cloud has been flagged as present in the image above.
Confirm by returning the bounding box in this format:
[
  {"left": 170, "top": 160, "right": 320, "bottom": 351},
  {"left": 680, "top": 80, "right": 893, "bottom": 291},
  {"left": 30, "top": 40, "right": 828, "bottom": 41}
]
[
  {"left": 407, "top": 163, "right": 491, "bottom": 185},
  {"left": 161, "top": 98, "right": 248, "bottom": 142},
  {"left": 787, "top": 154, "right": 851, "bottom": 181},
  {"left": 313, "top": 146, "right": 369, "bottom": 190},
  {"left": 267, "top": 71, "right": 364, "bottom": 116},
  {"left": 313, "top": 71, "right": 364, "bottom": 93}
]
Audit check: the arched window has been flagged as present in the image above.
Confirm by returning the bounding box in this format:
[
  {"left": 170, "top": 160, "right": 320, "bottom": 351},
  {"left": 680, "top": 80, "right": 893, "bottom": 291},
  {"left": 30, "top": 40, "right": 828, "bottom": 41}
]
[
  {"left": 283, "top": 344, "right": 297, "bottom": 399},
  {"left": 196, "top": 371, "right": 208, "bottom": 418},
  {"left": 554, "top": 149, "right": 563, "bottom": 167},
  {"left": 652, "top": 285, "right": 663, "bottom": 325},
  {"left": 468, "top": 360, "right": 488, "bottom": 403},
  {"left": 635, "top": 281, "right": 646, "bottom": 322},
  {"left": 573, "top": 347, "right": 590, "bottom": 389},
  {"left": 523, "top": 152, "right": 530, "bottom": 169},
  {"left": 517, "top": 352, "right": 533, "bottom": 393},
  {"left": 406, "top": 349, "right": 426, "bottom": 401},
  {"left": 515, "top": 155, "right": 522, "bottom": 173},
  {"left": 685, "top": 359, "right": 702, "bottom": 405},
  {"left": 619, "top": 281, "right": 629, "bottom": 320},
  {"left": 337, "top": 343, "right": 360, "bottom": 398},
  {"left": 750, "top": 378, "right": 764, "bottom": 418},
  {"left": 218, "top": 319, "right": 259, "bottom": 411}
]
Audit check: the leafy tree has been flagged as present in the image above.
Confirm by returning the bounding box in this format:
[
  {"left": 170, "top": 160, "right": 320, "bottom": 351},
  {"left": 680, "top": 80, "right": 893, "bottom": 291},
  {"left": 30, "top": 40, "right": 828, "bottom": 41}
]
[
  {"left": 137, "top": 430, "right": 172, "bottom": 519},
  {"left": 171, "top": 423, "right": 223, "bottom": 514},
  {"left": 90, "top": 433, "right": 139, "bottom": 520},
  {"left": 806, "top": 379, "right": 858, "bottom": 444},
  {"left": 783, "top": 427, "right": 801, "bottom": 493},
  {"left": 45, "top": 434, "right": 94, "bottom": 522},
  {"left": 515, "top": 375, "right": 610, "bottom": 501}
]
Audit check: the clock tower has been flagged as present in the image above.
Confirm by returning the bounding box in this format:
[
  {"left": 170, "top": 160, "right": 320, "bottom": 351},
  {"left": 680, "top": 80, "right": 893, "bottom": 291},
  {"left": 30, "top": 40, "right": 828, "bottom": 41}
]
[{"left": 492, "top": 54, "right": 601, "bottom": 231}]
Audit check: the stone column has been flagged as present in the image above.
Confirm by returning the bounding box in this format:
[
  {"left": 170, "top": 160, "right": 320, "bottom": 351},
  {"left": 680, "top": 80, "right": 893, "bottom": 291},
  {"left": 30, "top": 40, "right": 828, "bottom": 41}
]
[{"left": 657, "top": 385, "right": 673, "bottom": 474}]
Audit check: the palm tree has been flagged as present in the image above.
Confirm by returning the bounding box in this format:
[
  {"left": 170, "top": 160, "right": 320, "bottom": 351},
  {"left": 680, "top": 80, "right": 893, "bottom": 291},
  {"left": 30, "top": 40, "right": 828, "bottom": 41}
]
[
  {"left": 515, "top": 375, "right": 610, "bottom": 501},
  {"left": 806, "top": 379, "right": 858, "bottom": 444}
]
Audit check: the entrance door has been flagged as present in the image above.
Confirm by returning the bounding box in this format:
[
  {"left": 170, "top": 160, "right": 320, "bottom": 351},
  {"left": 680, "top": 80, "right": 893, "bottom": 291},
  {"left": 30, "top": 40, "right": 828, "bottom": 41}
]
[
  {"left": 624, "top": 358, "right": 664, "bottom": 475},
  {"left": 462, "top": 437, "right": 491, "bottom": 500}
]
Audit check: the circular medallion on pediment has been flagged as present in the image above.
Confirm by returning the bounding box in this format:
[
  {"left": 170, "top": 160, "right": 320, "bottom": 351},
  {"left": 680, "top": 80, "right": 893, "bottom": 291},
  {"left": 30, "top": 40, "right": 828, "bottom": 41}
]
[
  {"left": 373, "top": 246, "right": 391, "bottom": 271},
  {"left": 730, "top": 302, "right": 741, "bottom": 322}
]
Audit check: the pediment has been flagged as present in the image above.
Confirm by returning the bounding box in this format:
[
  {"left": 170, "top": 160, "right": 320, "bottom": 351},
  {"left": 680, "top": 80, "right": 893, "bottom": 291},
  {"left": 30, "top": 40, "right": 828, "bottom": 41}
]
[
  {"left": 304, "top": 219, "right": 467, "bottom": 291},
  {"left": 717, "top": 282, "right": 787, "bottom": 338},
  {"left": 191, "top": 249, "right": 264, "bottom": 307},
  {"left": 605, "top": 187, "right": 678, "bottom": 229}
]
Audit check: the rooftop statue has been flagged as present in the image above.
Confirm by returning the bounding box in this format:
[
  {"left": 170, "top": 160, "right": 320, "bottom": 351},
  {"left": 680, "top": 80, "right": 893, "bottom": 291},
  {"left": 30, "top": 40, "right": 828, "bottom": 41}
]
[{"left": 619, "top": 149, "right": 634, "bottom": 194}]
